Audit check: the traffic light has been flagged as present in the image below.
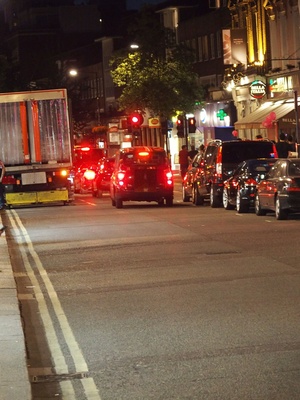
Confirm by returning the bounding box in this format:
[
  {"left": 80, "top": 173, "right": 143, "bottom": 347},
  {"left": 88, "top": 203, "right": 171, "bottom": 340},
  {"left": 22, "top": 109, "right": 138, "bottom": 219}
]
[
  {"left": 188, "top": 117, "right": 196, "bottom": 133},
  {"left": 161, "top": 119, "right": 168, "bottom": 135},
  {"left": 127, "top": 112, "right": 144, "bottom": 132},
  {"left": 176, "top": 115, "right": 184, "bottom": 138}
]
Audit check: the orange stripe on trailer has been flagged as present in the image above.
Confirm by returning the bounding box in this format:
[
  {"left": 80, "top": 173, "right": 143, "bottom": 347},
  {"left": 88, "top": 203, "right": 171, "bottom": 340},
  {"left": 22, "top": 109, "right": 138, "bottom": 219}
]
[
  {"left": 19, "top": 101, "right": 30, "bottom": 164},
  {"left": 31, "top": 100, "right": 41, "bottom": 162}
]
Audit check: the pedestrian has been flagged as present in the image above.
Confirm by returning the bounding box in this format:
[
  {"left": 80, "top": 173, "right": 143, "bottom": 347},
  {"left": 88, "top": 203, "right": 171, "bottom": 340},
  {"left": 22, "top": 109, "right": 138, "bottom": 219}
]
[
  {"left": 188, "top": 145, "right": 198, "bottom": 163},
  {"left": 0, "top": 159, "right": 6, "bottom": 209},
  {"left": 287, "top": 134, "right": 296, "bottom": 153},
  {"left": 199, "top": 144, "right": 205, "bottom": 157},
  {"left": 275, "top": 132, "right": 289, "bottom": 158},
  {"left": 179, "top": 145, "right": 189, "bottom": 180}
]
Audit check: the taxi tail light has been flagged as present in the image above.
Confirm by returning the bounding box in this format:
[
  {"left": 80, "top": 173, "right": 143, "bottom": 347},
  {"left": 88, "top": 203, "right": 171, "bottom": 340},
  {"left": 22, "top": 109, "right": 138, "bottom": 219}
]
[
  {"left": 83, "top": 169, "right": 96, "bottom": 181},
  {"left": 117, "top": 171, "right": 126, "bottom": 186}
]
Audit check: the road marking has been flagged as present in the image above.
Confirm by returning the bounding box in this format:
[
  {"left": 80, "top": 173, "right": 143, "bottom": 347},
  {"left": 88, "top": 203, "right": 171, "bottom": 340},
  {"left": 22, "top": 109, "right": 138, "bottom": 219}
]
[{"left": 8, "top": 209, "right": 102, "bottom": 400}]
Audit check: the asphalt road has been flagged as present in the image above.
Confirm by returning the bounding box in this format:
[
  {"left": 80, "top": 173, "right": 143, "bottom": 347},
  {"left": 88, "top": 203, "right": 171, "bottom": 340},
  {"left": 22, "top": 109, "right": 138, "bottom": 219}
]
[{"left": 4, "top": 184, "right": 300, "bottom": 399}]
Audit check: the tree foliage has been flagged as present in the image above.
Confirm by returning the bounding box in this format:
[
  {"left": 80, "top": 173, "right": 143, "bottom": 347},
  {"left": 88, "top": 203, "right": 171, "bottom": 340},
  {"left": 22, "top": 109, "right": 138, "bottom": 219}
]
[{"left": 110, "top": 5, "right": 204, "bottom": 118}]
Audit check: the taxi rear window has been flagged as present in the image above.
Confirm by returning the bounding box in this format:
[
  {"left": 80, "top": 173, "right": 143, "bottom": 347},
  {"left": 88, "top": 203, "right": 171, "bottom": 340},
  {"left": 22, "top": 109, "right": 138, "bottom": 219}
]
[{"left": 122, "top": 151, "right": 166, "bottom": 166}]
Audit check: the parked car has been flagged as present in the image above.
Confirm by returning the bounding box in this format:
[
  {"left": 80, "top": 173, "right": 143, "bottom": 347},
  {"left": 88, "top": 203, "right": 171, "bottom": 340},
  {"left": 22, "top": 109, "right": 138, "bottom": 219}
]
[
  {"left": 92, "top": 157, "right": 115, "bottom": 198},
  {"left": 110, "top": 146, "right": 173, "bottom": 208},
  {"left": 74, "top": 162, "right": 97, "bottom": 194},
  {"left": 193, "top": 139, "right": 278, "bottom": 207},
  {"left": 255, "top": 158, "right": 300, "bottom": 220},
  {"left": 182, "top": 152, "right": 204, "bottom": 204},
  {"left": 223, "top": 158, "right": 277, "bottom": 213}
]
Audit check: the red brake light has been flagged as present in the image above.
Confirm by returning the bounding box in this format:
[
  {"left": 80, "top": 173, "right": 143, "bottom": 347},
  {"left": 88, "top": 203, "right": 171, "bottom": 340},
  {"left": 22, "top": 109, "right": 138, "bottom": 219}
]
[
  {"left": 138, "top": 151, "right": 149, "bottom": 157},
  {"left": 81, "top": 147, "right": 91, "bottom": 152},
  {"left": 83, "top": 169, "right": 96, "bottom": 180},
  {"left": 117, "top": 172, "right": 126, "bottom": 181},
  {"left": 244, "top": 178, "right": 257, "bottom": 185},
  {"left": 287, "top": 179, "right": 300, "bottom": 192},
  {"left": 216, "top": 148, "right": 222, "bottom": 178},
  {"left": 165, "top": 170, "right": 173, "bottom": 186}
]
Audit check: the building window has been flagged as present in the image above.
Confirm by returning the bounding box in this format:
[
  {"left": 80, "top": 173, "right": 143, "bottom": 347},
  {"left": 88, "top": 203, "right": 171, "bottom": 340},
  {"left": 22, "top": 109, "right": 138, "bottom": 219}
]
[
  {"left": 216, "top": 30, "right": 222, "bottom": 58},
  {"left": 202, "top": 36, "right": 209, "bottom": 61},
  {"left": 198, "top": 37, "right": 203, "bottom": 62},
  {"left": 210, "top": 33, "right": 215, "bottom": 59}
]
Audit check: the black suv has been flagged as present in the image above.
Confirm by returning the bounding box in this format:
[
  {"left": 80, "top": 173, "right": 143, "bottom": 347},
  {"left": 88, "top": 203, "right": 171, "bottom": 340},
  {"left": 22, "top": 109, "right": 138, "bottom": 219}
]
[{"left": 194, "top": 139, "right": 278, "bottom": 207}]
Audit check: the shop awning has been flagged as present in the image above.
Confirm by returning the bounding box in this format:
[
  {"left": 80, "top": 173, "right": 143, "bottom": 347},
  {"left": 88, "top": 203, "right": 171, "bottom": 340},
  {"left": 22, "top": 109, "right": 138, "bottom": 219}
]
[{"left": 235, "top": 101, "right": 295, "bottom": 130}]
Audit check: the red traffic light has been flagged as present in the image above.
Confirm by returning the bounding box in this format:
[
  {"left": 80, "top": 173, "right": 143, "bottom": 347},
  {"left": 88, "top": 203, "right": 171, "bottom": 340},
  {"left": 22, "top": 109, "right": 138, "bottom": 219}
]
[
  {"left": 188, "top": 117, "right": 196, "bottom": 133},
  {"left": 129, "top": 112, "right": 144, "bottom": 127}
]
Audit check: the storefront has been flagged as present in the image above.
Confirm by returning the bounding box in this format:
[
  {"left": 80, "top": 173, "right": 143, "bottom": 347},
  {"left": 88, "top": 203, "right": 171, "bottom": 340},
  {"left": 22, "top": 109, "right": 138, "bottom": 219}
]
[{"left": 234, "top": 99, "right": 299, "bottom": 141}]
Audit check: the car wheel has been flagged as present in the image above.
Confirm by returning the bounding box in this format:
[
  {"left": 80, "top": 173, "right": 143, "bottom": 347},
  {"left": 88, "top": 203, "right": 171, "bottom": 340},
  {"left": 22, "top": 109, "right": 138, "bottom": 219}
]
[
  {"left": 96, "top": 189, "right": 103, "bottom": 198},
  {"left": 182, "top": 185, "right": 190, "bottom": 202},
  {"left": 157, "top": 198, "right": 164, "bottom": 207},
  {"left": 193, "top": 184, "right": 204, "bottom": 206},
  {"left": 210, "top": 186, "right": 221, "bottom": 208},
  {"left": 236, "top": 190, "right": 249, "bottom": 213},
  {"left": 165, "top": 196, "right": 173, "bottom": 207},
  {"left": 116, "top": 198, "right": 123, "bottom": 209},
  {"left": 223, "top": 188, "right": 234, "bottom": 210},
  {"left": 254, "top": 194, "right": 266, "bottom": 216},
  {"left": 275, "top": 196, "right": 288, "bottom": 220}
]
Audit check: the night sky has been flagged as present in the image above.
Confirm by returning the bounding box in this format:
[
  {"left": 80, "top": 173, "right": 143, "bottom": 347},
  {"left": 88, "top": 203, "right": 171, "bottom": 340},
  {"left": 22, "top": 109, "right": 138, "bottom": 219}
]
[{"left": 127, "top": 0, "right": 163, "bottom": 10}]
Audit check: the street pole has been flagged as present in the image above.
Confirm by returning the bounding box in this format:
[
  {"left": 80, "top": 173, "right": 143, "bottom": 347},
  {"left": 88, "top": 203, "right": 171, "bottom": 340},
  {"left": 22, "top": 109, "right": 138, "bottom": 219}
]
[
  {"left": 184, "top": 114, "right": 188, "bottom": 147},
  {"left": 294, "top": 90, "right": 299, "bottom": 156}
]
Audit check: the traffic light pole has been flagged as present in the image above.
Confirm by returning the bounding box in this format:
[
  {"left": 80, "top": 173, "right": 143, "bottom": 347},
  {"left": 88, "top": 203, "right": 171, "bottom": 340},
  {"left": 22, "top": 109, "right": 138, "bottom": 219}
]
[{"left": 184, "top": 114, "right": 188, "bottom": 147}]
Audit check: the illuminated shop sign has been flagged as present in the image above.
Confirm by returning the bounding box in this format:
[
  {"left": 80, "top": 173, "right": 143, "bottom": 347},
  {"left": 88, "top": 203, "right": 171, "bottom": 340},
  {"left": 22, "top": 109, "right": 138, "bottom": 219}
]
[
  {"left": 200, "top": 109, "right": 207, "bottom": 123},
  {"left": 250, "top": 80, "right": 266, "bottom": 99}
]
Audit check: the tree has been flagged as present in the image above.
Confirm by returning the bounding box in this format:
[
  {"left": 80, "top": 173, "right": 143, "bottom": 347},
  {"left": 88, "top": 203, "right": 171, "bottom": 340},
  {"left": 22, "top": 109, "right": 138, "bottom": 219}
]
[{"left": 110, "top": 5, "right": 204, "bottom": 119}]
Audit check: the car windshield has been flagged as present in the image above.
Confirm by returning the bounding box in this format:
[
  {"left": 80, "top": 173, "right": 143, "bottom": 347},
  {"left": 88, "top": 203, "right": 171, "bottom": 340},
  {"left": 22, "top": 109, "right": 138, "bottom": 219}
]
[{"left": 288, "top": 161, "right": 300, "bottom": 176}]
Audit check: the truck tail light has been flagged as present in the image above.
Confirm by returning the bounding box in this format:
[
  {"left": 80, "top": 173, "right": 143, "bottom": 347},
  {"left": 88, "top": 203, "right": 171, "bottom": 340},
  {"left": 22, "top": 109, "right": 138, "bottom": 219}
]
[{"left": 2, "top": 176, "right": 18, "bottom": 184}]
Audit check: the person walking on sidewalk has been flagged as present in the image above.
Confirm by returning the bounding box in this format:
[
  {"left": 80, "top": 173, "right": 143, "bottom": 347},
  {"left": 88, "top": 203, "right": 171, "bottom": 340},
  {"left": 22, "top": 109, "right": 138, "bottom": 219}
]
[{"left": 0, "top": 159, "right": 6, "bottom": 209}]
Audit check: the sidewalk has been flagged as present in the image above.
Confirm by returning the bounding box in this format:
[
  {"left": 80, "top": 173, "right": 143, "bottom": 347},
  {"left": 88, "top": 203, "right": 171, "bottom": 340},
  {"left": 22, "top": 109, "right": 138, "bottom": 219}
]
[{"left": 0, "top": 213, "right": 31, "bottom": 399}]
